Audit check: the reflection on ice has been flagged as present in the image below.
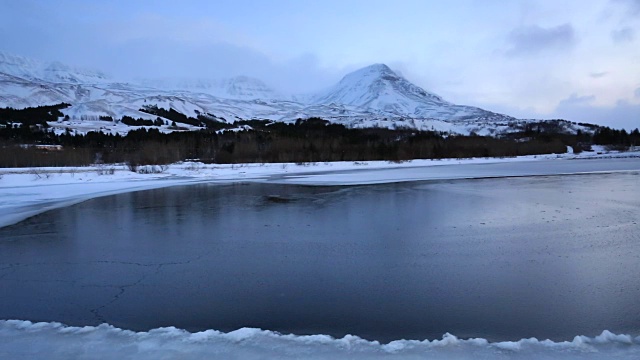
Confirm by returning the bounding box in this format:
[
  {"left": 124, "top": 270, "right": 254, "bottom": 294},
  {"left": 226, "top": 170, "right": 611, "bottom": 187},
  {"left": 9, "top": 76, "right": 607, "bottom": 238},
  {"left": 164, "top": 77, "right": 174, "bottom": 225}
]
[{"left": 1, "top": 173, "right": 639, "bottom": 343}]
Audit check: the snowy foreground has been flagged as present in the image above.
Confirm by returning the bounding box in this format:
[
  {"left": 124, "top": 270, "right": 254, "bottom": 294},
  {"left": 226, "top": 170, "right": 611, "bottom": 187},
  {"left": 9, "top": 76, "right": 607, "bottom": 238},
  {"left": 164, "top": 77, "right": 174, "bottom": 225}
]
[
  {"left": 1, "top": 320, "right": 639, "bottom": 360},
  {"left": 1, "top": 148, "right": 640, "bottom": 359}
]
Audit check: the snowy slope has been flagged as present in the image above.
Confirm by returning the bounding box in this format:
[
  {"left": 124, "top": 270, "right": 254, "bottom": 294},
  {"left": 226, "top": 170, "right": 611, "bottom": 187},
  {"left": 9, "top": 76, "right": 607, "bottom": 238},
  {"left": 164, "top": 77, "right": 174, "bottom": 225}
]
[
  {"left": 312, "top": 64, "right": 446, "bottom": 110},
  {"left": 311, "top": 63, "right": 512, "bottom": 122},
  {"left": 138, "top": 76, "right": 283, "bottom": 100},
  {"left": 0, "top": 52, "right": 42, "bottom": 80},
  {"left": 0, "top": 52, "right": 574, "bottom": 135},
  {"left": 0, "top": 52, "right": 109, "bottom": 84}
]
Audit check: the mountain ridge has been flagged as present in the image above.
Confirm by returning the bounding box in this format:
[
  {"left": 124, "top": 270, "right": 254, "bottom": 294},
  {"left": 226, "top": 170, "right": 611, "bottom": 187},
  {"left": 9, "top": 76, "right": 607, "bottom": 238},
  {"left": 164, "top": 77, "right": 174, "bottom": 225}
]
[
  {"left": 0, "top": 51, "right": 554, "bottom": 136},
  {"left": 0, "top": 52, "right": 109, "bottom": 84},
  {"left": 137, "top": 76, "right": 283, "bottom": 101},
  {"left": 312, "top": 63, "right": 446, "bottom": 107}
]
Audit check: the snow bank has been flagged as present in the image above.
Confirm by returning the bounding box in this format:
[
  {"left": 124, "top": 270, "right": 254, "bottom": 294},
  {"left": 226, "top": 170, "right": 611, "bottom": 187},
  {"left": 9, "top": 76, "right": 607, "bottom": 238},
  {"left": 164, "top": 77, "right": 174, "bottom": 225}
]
[
  {"left": 0, "top": 320, "right": 638, "bottom": 359},
  {"left": 1, "top": 151, "right": 640, "bottom": 358},
  {"left": 1, "top": 149, "right": 639, "bottom": 228},
  {"left": 0, "top": 157, "right": 536, "bottom": 228}
]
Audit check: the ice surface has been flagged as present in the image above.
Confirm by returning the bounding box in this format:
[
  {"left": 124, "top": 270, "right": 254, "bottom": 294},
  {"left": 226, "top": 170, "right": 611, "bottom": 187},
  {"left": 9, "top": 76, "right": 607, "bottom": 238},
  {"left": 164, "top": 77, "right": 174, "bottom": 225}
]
[
  {"left": 1, "top": 151, "right": 639, "bottom": 228},
  {"left": 1, "top": 153, "right": 639, "bottom": 358},
  {"left": 0, "top": 320, "right": 638, "bottom": 359}
]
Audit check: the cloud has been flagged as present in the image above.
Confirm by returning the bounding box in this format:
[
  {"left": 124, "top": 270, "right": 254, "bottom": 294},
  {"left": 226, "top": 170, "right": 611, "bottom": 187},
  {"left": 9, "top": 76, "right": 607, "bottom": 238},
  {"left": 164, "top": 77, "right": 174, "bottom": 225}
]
[
  {"left": 554, "top": 96, "right": 640, "bottom": 130},
  {"left": 558, "top": 94, "right": 596, "bottom": 107},
  {"left": 505, "top": 24, "right": 576, "bottom": 56},
  {"left": 474, "top": 93, "right": 639, "bottom": 131},
  {"left": 611, "top": 27, "right": 636, "bottom": 43},
  {"left": 590, "top": 71, "right": 609, "bottom": 78},
  {"left": 0, "top": 6, "right": 344, "bottom": 94},
  {"left": 635, "top": 87, "right": 640, "bottom": 98},
  {"left": 613, "top": 0, "right": 640, "bottom": 16},
  {"left": 91, "top": 37, "right": 341, "bottom": 94}
]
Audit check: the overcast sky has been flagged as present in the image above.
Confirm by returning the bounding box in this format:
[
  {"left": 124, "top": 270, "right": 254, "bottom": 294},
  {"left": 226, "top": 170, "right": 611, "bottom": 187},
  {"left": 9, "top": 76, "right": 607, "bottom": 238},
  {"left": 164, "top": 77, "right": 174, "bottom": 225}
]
[{"left": 1, "top": 0, "right": 638, "bottom": 129}]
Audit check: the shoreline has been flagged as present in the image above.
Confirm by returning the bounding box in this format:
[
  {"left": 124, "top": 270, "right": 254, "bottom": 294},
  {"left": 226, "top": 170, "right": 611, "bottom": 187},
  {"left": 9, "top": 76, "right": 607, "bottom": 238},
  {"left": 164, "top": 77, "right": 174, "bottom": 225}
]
[
  {"left": 0, "top": 319, "right": 638, "bottom": 359},
  {"left": 1, "top": 149, "right": 639, "bottom": 228}
]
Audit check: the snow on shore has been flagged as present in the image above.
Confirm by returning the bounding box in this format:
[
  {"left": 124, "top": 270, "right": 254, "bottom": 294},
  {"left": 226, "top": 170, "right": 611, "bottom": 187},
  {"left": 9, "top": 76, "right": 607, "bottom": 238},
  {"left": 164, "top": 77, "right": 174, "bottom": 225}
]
[
  {"left": 1, "top": 148, "right": 640, "bottom": 359},
  {"left": 0, "top": 320, "right": 638, "bottom": 360},
  {"left": 1, "top": 147, "right": 639, "bottom": 228}
]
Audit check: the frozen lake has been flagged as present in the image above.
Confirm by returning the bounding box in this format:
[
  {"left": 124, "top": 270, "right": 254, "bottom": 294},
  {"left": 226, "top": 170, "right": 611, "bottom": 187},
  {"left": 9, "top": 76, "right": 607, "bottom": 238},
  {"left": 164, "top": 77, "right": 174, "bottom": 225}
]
[{"left": 1, "top": 170, "right": 639, "bottom": 344}]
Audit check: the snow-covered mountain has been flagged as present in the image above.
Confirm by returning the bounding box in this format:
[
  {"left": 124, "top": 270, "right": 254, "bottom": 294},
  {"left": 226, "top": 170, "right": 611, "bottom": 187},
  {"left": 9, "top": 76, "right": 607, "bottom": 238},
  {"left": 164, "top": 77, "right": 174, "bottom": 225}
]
[
  {"left": 138, "top": 76, "right": 283, "bottom": 101},
  {"left": 0, "top": 51, "right": 568, "bottom": 136},
  {"left": 0, "top": 52, "right": 109, "bottom": 84},
  {"left": 310, "top": 63, "right": 509, "bottom": 122},
  {"left": 312, "top": 64, "right": 446, "bottom": 110}
]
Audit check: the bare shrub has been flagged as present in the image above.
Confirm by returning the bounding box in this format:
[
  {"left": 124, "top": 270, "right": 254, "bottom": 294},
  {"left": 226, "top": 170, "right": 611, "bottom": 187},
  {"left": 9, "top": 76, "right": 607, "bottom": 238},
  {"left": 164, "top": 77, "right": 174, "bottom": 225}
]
[
  {"left": 30, "top": 168, "right": 52, "bottom": 180},
  {"left": 136, "top": 165, "right": 169, "bottom": 174},
  {"left": 127, "top": 162, "right": 138, "bottom": 173},
  {"left": 184, "top": 162, "right": 201, "bottom": 172},
  {"left": 96, "top": 165, "right": 116, "bottom": 176},
  {"left": 387, "top": 159, "right": 409, "bottom": 164},
  {"left": 606, "top": 144, "right": 629, "bottom": 152}
]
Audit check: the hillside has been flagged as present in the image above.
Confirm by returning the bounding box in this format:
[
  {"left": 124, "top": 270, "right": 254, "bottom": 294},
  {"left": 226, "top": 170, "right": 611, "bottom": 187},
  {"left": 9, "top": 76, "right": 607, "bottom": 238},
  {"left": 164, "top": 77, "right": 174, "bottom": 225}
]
[{"left": 0, "top": 51, "right": 589, "bottom": 136}]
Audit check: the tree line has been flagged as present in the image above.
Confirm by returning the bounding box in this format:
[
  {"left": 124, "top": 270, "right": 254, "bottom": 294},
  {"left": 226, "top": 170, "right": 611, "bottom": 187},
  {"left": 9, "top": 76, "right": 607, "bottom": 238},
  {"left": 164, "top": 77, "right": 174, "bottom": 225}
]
[
  {"left": 0, "top": 103, "right": 71, "bottom": 126},
  {"left": 1, "top": 104, "right": 638, "bottom": 168},
  {"left": 0, "top": 118, "right": 577, "bottom": 168}
]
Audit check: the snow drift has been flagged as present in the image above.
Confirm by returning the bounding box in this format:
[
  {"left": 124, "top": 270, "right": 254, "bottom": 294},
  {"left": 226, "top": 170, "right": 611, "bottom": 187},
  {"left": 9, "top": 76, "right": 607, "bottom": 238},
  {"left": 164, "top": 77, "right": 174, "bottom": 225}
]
[{"left": 1, "top": 320, "right": 638, "bottom": 360}]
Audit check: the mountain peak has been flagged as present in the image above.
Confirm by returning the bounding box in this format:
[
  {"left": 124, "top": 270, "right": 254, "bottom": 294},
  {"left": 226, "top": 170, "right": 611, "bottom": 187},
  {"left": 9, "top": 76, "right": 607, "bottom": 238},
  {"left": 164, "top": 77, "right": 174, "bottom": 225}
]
[
  {"left": 221, "top": 76, "right": 279, "bottom": 100},
  {"left": 311, "top": 63, "right": 446, "bottom": 112},
  {"left": 361, "top": 63, "right": 393, "bottom": 73},
  {"left": 0, "top": 51, "right": 109, "bottom": 83},
  {"left": 0, "top": 51, "right": 43, "bottom": 79},
  {"left": 1, "top": 52, "right": 515, "bottom": 133},
  {"left": 341, "top": 63, "right": 397, "bottom": 82}
]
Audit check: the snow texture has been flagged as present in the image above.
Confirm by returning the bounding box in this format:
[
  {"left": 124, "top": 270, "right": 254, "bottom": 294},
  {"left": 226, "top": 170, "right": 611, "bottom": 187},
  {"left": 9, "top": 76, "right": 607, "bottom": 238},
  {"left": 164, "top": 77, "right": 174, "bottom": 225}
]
[
  {"left": 0, "top": 51, "right": 587, "bottom": 136},
  {"left": 1, "top": 147, "right": 638, "bottom": 228},
  {"left": 0, "top": 320, "right": 638, "bottom": 359}
]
